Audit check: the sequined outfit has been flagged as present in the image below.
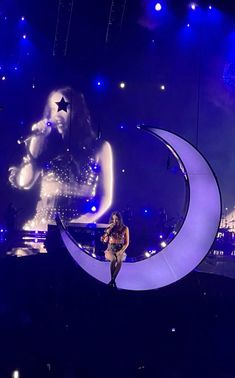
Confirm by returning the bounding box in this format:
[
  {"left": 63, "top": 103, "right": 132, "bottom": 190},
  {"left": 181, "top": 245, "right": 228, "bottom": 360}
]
[
  {"left": 24, "top": 152, "right": 100, "bottom": 230},
  {"left": 105, "top": 227, "right": 127, "bottom": 261}
]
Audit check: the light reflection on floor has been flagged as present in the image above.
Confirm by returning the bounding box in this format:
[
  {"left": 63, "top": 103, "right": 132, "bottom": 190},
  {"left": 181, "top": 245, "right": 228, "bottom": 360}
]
[
  {"left": 0, "top": 229, "right": 48, "bottom": 257},
  {"left": 6, "top": 242, "right": 47, "bottom": 257}
]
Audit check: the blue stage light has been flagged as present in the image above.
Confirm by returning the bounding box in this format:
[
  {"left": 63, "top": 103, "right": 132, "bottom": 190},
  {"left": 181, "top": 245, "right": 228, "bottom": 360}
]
[
  {"left": 190, "top": 3, "right": 196, "bottom": 10},
  {"left": 91, "top": 206, "right": 97, "bottom": 212},
  {"left": 144, "top": 209, "right": 148, "bottom": 214},
  {"left": 22, "top": 34, "right": 27, "bottom": 39},
  {"left": 209, "top": 5, "right": 212, "bottom": 10},
  {"left": 94, "top": 77, "right": 105, "bottom": 88},
  {"left": 21, "top": 16, "right": 25, "bottom": 21},
  {"left": 155, "top": 3, "right": 162, "bottom": 11}
]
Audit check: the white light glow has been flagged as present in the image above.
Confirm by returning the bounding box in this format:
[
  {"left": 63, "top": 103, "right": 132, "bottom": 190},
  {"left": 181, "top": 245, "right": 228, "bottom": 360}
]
[
  {"left": 119, "top": 82, "right": 126, "bottom": 89},
  {"left": 155, "top": 3, "right": 162, "bottom": 11},
  {"left": 12, "top": 370, "right": 20, "bottom": 378}
]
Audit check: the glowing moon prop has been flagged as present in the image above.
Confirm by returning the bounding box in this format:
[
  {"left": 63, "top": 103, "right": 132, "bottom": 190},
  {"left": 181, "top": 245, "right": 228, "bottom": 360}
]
[{"left": 59, "top": 127, "right": 221, "bottom": 290}]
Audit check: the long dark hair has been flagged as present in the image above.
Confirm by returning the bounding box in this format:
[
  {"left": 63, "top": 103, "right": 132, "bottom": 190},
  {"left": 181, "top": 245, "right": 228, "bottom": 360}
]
[
  {"left": 44, "top": 87, "right": 98, "bottom": 153},
  {"left": 42, "top": 87, "right": 102, "bottom": 167},
  {"left": 109, "top": 211, "right": 125, "bottom": 232}
]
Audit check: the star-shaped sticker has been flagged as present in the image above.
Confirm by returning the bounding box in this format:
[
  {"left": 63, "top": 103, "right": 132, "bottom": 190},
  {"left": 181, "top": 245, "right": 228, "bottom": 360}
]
[{"left": 55, "top": 97, "right": 70, "bottom": 112}]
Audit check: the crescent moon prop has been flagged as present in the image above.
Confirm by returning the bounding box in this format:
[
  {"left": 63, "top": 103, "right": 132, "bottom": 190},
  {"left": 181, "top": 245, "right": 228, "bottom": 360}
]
[{"left": 58, "top": 127, "right": 221, "bottom": 290}]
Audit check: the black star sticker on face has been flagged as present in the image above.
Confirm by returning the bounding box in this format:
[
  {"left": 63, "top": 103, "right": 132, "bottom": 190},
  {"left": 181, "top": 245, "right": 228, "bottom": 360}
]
[{"left": 55, "top": 97, "right": 70, "bottom": 112}]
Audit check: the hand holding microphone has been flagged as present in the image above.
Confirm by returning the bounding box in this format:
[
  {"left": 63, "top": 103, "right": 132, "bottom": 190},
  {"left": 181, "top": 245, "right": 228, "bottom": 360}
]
[
  {"left": 106, "top": 222, "right": 115, "bottom": 234},
  {"left": 31, "top": 119, "right": 52, "bottom": 136},
  {"left": 101, "top": 222, "right": 115, "bottom": 243}
]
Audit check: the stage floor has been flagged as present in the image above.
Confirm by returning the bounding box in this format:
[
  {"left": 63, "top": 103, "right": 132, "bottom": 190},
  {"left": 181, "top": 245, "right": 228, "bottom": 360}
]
[{"left": 0, "top": 243, "right": 235, "bottom": 378}]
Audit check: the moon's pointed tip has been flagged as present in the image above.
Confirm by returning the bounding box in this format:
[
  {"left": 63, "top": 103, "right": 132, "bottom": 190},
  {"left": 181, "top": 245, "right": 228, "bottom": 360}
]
[
  {"left": 137, "top": 124, "right": 148, "bottom": 131},
  {"left": 137, "top": 124, "right": 160, "bottom": 133}
]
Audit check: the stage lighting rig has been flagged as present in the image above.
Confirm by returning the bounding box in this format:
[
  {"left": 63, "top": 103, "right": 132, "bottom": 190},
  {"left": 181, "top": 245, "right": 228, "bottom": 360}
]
[
  {"left": 105, "top": 0, "right": 127, "bottom": 44},
  {"left": 53, "top": 0, "right": 74, "bottom": 56}
]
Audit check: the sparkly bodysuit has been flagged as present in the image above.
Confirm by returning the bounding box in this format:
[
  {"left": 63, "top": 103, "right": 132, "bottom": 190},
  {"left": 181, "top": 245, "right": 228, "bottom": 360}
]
[{"left": 24, "top": 151, "right": 100, "bottom": 231}]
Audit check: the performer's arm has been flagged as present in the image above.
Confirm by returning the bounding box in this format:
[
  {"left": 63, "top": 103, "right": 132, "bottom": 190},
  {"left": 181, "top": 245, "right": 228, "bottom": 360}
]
[
  {"left": 9, "top": 120, "right": 51, "bottom": 189},
  {"left": 101, "top": 223, "right": 114, "bottom": 243}
]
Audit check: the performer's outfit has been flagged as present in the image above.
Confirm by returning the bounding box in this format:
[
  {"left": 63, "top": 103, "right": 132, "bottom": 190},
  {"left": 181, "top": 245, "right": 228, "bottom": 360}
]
[
  {"left": 24, "top": 130, "right": 101, "bottom": 231},
  {"left": 105, "top": 227, "right": 127, "bottom": 261}
]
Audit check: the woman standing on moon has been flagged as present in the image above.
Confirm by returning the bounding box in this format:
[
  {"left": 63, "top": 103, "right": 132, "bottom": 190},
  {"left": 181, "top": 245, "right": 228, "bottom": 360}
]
[
  {"left": 9, "top": 87, "right": 113, "bottom": 230},
  {"left": 101, "top": 211, "right": 129, "bottom": 288}
]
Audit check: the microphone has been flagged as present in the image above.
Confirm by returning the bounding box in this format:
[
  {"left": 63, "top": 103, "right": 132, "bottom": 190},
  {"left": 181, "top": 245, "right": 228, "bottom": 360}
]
[
  {"left": 104, "top": 222, "right": 115, "bottom": 236},
  {"left": 31, "top": 119, "right": 52, "bottom": 136}
]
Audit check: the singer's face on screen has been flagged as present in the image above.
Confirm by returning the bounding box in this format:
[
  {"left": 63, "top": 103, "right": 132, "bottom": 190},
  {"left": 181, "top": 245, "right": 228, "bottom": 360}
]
[{"left": 47, "top": 91, "right": 70, "bottom": 136}]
